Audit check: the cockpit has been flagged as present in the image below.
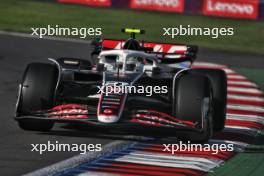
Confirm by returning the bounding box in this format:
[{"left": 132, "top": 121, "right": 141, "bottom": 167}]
[{"left": 98, "top": 50, "right": 157, "bottom": 73}]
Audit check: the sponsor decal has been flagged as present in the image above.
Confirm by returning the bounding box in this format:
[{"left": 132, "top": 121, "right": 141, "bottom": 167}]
[
  {"left": 203, "top": 0, "right": 259, "bottom": 19},
  {"left": 130, "top": 0, "right": 185, "bottom": 13},
  {"left": 58, "top": 0, "right": 111, "bottom": 7},
  {"left": 47, "top": 104, "right": 88, "bottom": 119},
  {"left": 102, "top": 39, "right": 187, "bottom": 54}
]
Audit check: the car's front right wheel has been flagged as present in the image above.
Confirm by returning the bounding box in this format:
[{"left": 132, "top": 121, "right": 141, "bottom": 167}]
[{"left": 16, "top": 63, "right": 58, "bottom": 132}]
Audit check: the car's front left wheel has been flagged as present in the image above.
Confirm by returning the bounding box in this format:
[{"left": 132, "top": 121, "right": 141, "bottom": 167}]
[{"left": 174, "top": 73, "right": 213, "bottom": 142}]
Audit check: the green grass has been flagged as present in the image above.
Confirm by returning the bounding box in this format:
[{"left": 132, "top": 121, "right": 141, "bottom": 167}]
[
  {"left": 209, "top": 131, "right": 264, "bottom": 176},
  {"left": 209, "top": 68, "right": 264, "bottom": 176},
  {"left": 0, "top": 0, "right": 264, "bottom": 54},
  {"left": 234, "top": 68, "right": 264, "bottom": 91}
]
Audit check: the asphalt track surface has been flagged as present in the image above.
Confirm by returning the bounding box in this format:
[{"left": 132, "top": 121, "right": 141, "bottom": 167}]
[{"left": 0, "top": 33, "right": 263, "bottom": 176}]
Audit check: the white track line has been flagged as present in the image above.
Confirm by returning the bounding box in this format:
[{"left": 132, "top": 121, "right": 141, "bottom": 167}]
[
  {"left": 0, "top": 30, "right": 91, "bottom": 44},
  {"left": 116, "top": 151, "right": 223, "bottom": 165},
  {"left": 223, "top": 68, "right": 236, "bottom": 74},
  {"left": 227, "top": 104, "right": 264, "bottom": 113},
  {"left": 228, "top": 87, "right": 263, "bottom": 94},
  {"left": 224, "top": 126, "right": 260, "bottom": 136},
  {"left": 228, "top": 94, "right": 264, "bottom": 102},
  {"left": 227, "top": 75, "right": 247, "bottom": 79},
  {"left": 227, "top": 113, "right": 264, "bottom": 124},
  {"left": 228, "top": 81, "right": 257, "bottom": 87},
  {"left": 109, "top": 155, "right": 216, "bottom": 172}
]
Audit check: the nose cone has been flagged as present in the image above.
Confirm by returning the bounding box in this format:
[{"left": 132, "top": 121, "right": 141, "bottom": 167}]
[{"left": 98, "top": 114, "right": 119, "bottom": 123}]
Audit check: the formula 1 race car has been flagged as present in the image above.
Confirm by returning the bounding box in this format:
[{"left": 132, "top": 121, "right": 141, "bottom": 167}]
[{"left": 15, "top": 28, "right": 227, "bottom": 142}]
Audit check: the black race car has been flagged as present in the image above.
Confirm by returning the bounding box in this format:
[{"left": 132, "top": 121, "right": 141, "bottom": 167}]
[{"left": 15, "top": 29, "right": 227, "bottom": 142}]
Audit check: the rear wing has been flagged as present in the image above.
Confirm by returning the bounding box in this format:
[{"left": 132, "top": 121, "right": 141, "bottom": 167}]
[{"left": 91, "top": 39, "right": 198, "bottom": 63}]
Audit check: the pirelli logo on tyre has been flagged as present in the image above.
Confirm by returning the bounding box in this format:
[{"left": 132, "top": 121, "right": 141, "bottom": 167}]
[
  {"left": 202, "top": 0, "right": 259, "bottom": 20},
  {"left": 58, "top": 0, "right": 111, "bottom": 7},
  {"left": 130, "top": 0, "right": 185, "bottom": 13}
]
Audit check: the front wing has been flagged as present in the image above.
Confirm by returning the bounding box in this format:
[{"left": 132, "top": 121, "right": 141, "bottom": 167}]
[{"left": 15, "top": 104, "right": 204, "bottom": 134}]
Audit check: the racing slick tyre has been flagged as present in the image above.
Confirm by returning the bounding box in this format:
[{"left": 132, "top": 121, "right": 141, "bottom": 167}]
[
  {"left": 191, "top": 69, "right": 227, "bottom": 131},
  {"left": 174, "top": 74, "right": 213, "bottom": 142},
  {"left": 16, "top": 63, "right": 58, "bottom": 132}
]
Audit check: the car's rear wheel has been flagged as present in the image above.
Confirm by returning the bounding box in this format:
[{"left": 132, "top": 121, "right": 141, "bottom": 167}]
[
  {"left": 174, "top": 73, "right": 213, "bottom": 142},
  {"left": 16, "top": 63, "right": 58, "bottom": 131}
]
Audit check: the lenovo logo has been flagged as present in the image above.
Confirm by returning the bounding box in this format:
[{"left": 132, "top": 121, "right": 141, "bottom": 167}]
[
  {"left": 57, "top": 0, "right": 111, "bottom": 7},
  {"left": 134, "top": 0, "right": 181, "bottom": 7},
  {"left": 203, "top": 0, "right": 259, "bottom": 19},
  {"left": 130, "top": 0, "right": 185, "bottom": 13},
  {"left": 207, "top": 0, "right": 254, "bottom": 14}
]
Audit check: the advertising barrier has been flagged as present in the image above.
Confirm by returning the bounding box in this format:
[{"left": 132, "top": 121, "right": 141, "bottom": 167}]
[
  {"left": 202, "top": 0, "right": 259, "bottom": 19},
  {"left": 130, "top": 0, "right": 185, "bottom": 13},
  {"left": 57, "top": 0, "right": 263, "bottom": 20},
  {"left": 57, "top": 0, "right": 111, "bottom": 7}
]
